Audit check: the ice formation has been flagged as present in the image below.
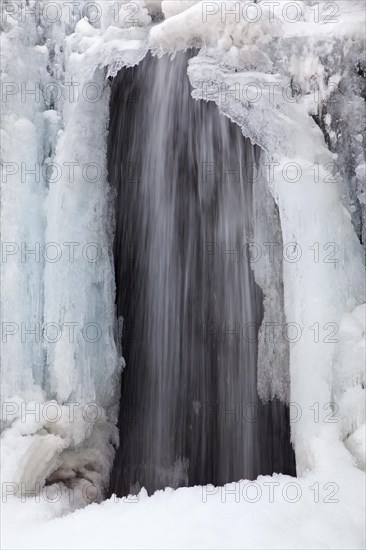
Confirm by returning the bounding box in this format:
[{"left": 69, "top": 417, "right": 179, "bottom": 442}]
[
  {"left": 1, "top": 0, "right": 121, "bottom": 504},
  {"left": 1, "top": 0, "right": 365, "bottom": 527}
]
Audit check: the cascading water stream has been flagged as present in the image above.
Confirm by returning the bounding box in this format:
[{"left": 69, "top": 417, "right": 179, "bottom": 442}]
[{"left": 108, "top": 52, "right": 295, "bottom": 497}]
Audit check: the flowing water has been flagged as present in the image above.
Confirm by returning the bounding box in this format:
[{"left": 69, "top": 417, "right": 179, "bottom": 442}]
[{"left": 108, "top": 52, "right": 295, "bottom": 496}]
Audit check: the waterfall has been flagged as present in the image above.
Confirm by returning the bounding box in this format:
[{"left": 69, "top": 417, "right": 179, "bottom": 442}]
[{"left": 108, "top": 52, "right": 295, "bottom": 496}]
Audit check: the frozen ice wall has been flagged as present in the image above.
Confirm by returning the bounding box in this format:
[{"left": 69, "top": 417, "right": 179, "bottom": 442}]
[
  {"left": 1, "top": 3, "right": 48, "bottom": 402},
  {"left": 1, "top": 0, "right": 120, "bottom": 504}
]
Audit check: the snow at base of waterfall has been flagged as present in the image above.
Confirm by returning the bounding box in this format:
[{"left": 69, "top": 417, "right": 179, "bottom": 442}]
[{"left": 2, "top": 463, "right": 365, "bottom": 550}]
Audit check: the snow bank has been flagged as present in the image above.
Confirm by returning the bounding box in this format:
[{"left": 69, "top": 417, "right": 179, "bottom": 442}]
[{"left": 3, "top": 464, "right": 365, "bottom": 549}]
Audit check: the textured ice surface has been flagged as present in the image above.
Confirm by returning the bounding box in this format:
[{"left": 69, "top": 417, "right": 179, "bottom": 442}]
[{"left": 1, "top": 0, "right": 120, "bottom": 503}]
